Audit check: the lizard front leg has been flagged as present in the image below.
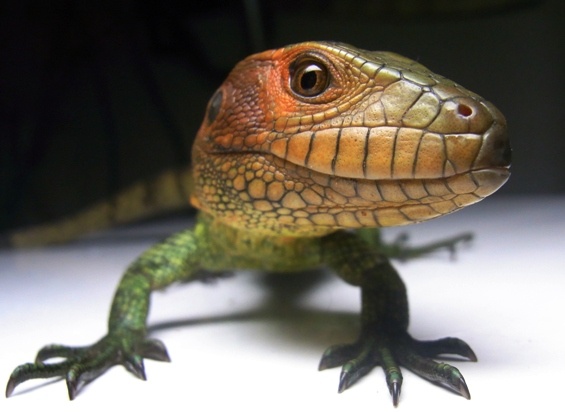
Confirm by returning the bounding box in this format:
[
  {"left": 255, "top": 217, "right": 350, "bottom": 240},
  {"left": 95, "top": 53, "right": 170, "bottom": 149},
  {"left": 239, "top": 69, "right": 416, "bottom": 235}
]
[
  {"left": 319, "top": 231, "right": 476, "bottom": 406},
  {"left": 6, "top": 226, "right": 206, "bottom": 400}
]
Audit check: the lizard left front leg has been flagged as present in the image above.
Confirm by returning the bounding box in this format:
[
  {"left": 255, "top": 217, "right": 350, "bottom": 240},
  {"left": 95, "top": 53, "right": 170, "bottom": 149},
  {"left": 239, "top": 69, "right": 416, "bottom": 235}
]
[
  {"left": 320, "top": 231, "right": 476, "bottom": 406},
  {"left": 6, "top": 226, "right": 206, "bottom": 399}
]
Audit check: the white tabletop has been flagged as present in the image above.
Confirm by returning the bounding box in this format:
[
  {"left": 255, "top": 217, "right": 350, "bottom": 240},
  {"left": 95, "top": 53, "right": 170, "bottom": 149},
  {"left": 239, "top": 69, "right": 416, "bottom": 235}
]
[{"left": 1, "top": 196, "right": 564, "bottom": 411}]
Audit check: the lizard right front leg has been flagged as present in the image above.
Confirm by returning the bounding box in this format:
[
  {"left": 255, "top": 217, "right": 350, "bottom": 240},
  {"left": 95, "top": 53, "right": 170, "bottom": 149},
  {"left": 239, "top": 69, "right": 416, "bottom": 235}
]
[
  {"left": 319, "top": 231, "right": 476, "bottom": 406},
  {"left": 6, "top": 225, "right": 206, "bottom": 400}
]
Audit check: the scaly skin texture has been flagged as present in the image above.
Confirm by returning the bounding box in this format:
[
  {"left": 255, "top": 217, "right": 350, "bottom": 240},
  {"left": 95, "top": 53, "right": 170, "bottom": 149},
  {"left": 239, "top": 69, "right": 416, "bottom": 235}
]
[
  {"left": 192, "top": 42, "right": 510, "bottom": 236},
  {"left": 6, "top": 42, "right": 510, "bottom": 405}
]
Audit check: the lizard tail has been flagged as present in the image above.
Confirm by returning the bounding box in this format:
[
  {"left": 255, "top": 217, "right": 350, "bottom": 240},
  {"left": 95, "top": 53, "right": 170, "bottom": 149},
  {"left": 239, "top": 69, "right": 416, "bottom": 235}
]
[{"left": 8, "top": 166, "right": 194, "bottom": 248}]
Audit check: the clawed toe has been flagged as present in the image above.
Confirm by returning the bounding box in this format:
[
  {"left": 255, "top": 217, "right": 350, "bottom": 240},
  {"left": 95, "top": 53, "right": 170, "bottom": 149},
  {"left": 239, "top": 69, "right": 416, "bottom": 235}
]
[
  {"left": 319, "top": 331, "right": 475, "bottom": 405},
  {"left": 5, "top": 334, "right": 170, "bottom": 400}
]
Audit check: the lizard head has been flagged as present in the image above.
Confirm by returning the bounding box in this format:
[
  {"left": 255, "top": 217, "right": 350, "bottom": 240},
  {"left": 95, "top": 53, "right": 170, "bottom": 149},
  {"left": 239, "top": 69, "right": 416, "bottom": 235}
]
[{"left": 192, "top": 41, "right": 511, "bottom": 236}]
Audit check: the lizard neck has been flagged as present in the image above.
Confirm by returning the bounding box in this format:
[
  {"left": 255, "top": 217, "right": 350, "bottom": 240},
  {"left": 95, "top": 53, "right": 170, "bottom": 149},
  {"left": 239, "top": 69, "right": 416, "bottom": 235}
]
[{"left": 194, "top": 212, "right": 326, "bottom": 272}]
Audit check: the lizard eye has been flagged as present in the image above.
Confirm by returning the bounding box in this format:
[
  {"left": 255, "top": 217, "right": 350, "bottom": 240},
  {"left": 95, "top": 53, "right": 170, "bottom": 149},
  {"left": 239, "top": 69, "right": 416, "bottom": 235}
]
[
  {"left": 207, "top": 89, "right": 223, "bottom": 123},
  {"left": 290, "top": 58, "right": 330, "bottom": 97}
]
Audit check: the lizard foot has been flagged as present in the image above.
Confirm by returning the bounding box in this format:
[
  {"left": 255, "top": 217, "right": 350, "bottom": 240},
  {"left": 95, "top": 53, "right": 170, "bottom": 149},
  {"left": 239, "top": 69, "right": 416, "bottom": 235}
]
[
  {"left": 318, "top": 330, "right": 476, "bottom": 406},
  {"left": 6, "top": 331, "right": 170, "bottom": 400},
  {"left": 386, "top": 232, "right": 473, "bottom": 262}
]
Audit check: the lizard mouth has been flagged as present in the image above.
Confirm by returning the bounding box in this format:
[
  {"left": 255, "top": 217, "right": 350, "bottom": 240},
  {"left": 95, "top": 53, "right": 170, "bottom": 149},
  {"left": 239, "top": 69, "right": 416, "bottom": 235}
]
[
  {"left": 260, "top": 121, "right": 511, "bottom": 228},
  {"left": 283, "top": 166, "right": 511, "bottom": 229},
  {"left": 267, "top": 119, "right": 511, "bottom": 185}
]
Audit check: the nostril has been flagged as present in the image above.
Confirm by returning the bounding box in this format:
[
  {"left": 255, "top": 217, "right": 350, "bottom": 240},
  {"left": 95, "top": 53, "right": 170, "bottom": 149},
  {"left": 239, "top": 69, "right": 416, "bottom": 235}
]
[{"left": 457, "top": 103, "right": 473, "bottom": 117}]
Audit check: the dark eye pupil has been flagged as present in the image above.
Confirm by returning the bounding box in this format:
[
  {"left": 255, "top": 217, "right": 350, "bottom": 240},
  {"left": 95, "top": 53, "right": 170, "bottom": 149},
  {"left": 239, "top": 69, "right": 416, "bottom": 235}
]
[
  {"left": 301, "top": 66, "right": 321, "bottom": 91},
  {"left": 290, "top": 58, "right": 329, "bottom": 97}
]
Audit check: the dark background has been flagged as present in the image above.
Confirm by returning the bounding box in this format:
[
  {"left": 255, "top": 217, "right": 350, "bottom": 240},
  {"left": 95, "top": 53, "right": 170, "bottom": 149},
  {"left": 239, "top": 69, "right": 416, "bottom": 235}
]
[{"left": 1, "top": 0, "right": 563, "bottom": 231}]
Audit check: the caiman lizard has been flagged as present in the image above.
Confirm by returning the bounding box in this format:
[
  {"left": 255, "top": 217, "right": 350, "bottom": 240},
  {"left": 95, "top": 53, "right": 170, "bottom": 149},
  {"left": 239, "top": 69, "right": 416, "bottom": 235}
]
[{"left": 5, "top": 41, "right": 511, "bottom": 405}]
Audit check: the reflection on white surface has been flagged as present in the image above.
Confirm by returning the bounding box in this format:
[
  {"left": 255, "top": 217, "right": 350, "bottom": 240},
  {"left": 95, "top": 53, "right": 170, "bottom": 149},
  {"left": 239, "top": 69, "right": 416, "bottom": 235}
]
[{"left": 1, "top": 196, "right": 564, "bottom": 411}]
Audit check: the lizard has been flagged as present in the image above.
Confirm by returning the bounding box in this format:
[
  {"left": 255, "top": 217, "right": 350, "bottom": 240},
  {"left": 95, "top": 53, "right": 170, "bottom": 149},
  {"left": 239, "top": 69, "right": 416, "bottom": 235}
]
[{"left": 5, "top": 41, "right": 511, "bottom": 406}]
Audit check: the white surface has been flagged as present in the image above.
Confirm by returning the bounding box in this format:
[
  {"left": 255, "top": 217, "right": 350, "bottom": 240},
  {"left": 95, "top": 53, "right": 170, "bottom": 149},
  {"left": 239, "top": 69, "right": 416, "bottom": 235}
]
[{"left": 1, "top": 196, "right": 564, "bottom": 412}]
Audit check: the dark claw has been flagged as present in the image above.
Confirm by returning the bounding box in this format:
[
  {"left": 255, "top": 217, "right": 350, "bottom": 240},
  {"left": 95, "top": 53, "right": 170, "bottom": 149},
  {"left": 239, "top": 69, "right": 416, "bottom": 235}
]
[
  {"left": 318, "top": 344, "right": 358, "bottom": 371},
  {"left": 5, "top": 380, "right": 14, "bottom": 398},
  {"left": 6, "top": 365, "right": 29, "bottom": 398},
  {"left": 414, "top": 337, "right": 477, "bottom": 362},
  {"left": 400, "top": 348, "right": 472, "bottom": 400},
  {"left": 378, "top": 345, "right": 403, "bottom": 405},
  {"left": 318, "top": 354, "right": 333, "bottom": 371},
  {"left": 66, "top": 369, "right": 82, "bottom": 401},
  {"left": 390, "top": 381, "right": 401, "bottom": 407},
  {"left": 438, "top": 366, "right": 470, "bottom": 399},
  {"left": 140, "top": 339, "right": 170, "bottom": 362},
  {"left": 124, "top": 354, "right": 146, "bottom": 380},
  {"left": 337, "top": 369, "right": 359, "bottom": 393},
  {"left": 338, "top": 363, "right": 372, "bottom": 393},
  {"left": 337, "top": 370, "right": 350, "bottom": 393},
  {"left": 333, "top": 338, "right": 377, "bottom": 393},
  {"left": 66, "top": 362, "right": 110, "bottom": 400},
  {"left": 5, "top": 372, "right": 19, "bottom": 398},
  {"left": 456, "top": 376, "right": 471, "bottom": 400}
]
